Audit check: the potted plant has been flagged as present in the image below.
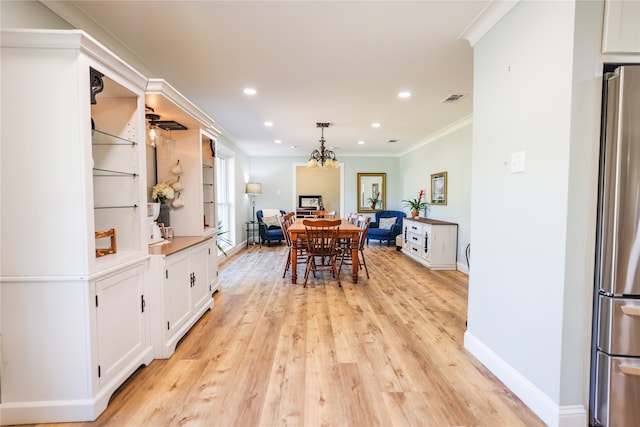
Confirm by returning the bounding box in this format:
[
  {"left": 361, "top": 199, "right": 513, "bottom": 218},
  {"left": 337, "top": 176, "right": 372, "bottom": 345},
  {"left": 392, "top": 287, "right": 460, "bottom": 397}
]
[
  {"left": 402, "top": 189, "right": 430, "bottom": 218},
  {"left": 151, "top": 182, "right": 176, "bottom": 226},
  {"left": 367, "top": 192, "right": 381, "bottom": 209},
  {"left": 151, "top": 182, "right": 175, "bottom": 204},
  {"left": 217, "top": 220, "right": 232, "bottom": 256}
]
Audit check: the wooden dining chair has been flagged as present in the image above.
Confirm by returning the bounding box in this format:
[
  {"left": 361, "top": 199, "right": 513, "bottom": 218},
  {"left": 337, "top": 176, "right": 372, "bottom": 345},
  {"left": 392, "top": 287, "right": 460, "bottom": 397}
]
[
  {"left": 281, "top": 212, "right": 307, "bottom": 278},
  {"left": 302, "top": 219, "right": 342, "bottom": 287},
  {"left": 339, "top": 215, "right": 371, "bottom": 279}
]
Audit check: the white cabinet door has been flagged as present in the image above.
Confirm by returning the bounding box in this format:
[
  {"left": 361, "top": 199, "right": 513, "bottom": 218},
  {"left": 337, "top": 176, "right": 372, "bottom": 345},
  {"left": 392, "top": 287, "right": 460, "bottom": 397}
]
[
  {"left": 208, "top": 239, "right": 219, "bottom": 293},
  {"left": 190, "top": 243, "right": 210, "bottom": 311},
  {"left": 422, "top": 225, "right": 457, "bottom": 268},
  {"left": 164, "top": 252, "right": 192, "bottom": 339},
  {"left": 602, "top": 0, "right": 640, "bottom": 53},
  {"left": 95, "top": 264, "right": 146, "bottom": 387},
  {"left": 422, "top": 224, "right": 433, "bottom": 263}
]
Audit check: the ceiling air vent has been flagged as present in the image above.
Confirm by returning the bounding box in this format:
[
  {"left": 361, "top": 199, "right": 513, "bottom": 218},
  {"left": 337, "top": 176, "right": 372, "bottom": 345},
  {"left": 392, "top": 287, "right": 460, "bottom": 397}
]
[
  {"left": 388, "top": 139, "right": 398, "bottom": 143},
  {"left": 442, "top": 93, "right": 466, "bottom": 103}
]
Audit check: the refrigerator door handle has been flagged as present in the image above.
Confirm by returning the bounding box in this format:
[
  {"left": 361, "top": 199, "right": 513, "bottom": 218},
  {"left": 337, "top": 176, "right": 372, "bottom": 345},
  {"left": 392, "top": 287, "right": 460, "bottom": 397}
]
[
  {"left": 621, "top": 305, "right": 640, "bottom": 317},
  {"left": 619, "top": 364, "right": 640, "bottom": 376}
]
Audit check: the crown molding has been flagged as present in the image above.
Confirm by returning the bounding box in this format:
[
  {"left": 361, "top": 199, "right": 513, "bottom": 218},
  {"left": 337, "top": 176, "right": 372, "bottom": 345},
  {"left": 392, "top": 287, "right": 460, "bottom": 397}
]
[{"left": 458, "top": 0, "right": 520, "bottom": 47}]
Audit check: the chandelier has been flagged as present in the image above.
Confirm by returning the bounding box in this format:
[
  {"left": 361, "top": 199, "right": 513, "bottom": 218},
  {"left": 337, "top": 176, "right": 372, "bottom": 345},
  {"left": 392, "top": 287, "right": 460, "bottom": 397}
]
[{"left": 307, "top": 122, "right": 338, "bottom": 168}]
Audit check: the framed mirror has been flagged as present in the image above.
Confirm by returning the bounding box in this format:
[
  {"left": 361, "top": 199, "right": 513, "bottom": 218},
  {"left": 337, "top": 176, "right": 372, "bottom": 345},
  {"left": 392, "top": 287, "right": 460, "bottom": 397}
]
[{"left": 357, "top": 173, "right": 386, "bottom": 213}]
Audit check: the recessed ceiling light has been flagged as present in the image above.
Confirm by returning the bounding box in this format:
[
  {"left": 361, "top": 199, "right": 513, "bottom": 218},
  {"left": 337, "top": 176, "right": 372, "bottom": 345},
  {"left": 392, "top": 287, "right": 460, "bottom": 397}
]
[
  {"left": 243, "top": 88, "right": 257, "bottom": 95},
  {"left": 398, "top": 91, "right": 411, "bottom": 98},
  {"left": 357, "top": 140, "right": 365, "bottom": 145},
  {"left": 264, "top": 121, "right": 273, "bottom": 127},
  {"left": 371, "top": 122, "right": 381, "bottom": 128},
  {"left": 274, "top": 140, "right": 282, "bottom": 144}
]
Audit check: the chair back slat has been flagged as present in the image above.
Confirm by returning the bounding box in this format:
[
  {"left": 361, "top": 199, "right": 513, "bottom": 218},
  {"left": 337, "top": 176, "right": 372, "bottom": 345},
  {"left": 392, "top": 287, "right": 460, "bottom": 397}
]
[
  {"left": 303, "top": 219, "right": 341, "bottom": 255},
  {"left": 301, "top": 219, "right": 342, "bottom": 287}
]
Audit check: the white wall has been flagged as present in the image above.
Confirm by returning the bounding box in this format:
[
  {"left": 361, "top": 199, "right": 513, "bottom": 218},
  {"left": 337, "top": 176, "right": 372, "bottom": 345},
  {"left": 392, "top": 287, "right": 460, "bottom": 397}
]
[
  {"left": 399, "top": 121, "right": 472, "bottom": 272},
  {"left": 466, "top": 1, "right": 602, "bottom": 425},
  {"left": 248, "top": 156, "right": 307, "bottom": 214},
  {"left": 341, "top": 156, "right": 401, "bottom": 215},
  {"left": 249, "top": 155, "right": 400, "bottom": 220},
  {"left": 1, "top": 1, "right": 72, "bottom": 29}
]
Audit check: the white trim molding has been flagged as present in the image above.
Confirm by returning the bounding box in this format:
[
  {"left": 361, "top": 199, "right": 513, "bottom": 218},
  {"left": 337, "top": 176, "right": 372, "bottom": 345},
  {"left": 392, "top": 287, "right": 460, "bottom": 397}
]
[
  {"left": 464, "top": 331, "right": 587, "bottom": 427},
  {"left": 458, "top": 0, "right": 520, "bottom": 46}
]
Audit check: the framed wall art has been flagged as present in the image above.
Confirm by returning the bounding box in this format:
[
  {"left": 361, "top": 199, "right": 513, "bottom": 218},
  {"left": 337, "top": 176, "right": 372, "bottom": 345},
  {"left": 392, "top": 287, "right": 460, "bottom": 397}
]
[{"left": 430, "top": 171, "right": 447, "bottom": 205}]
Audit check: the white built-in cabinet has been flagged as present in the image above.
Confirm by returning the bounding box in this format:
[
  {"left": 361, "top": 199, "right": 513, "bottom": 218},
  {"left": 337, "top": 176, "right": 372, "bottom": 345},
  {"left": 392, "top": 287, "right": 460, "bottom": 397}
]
[
  {"left": 602, "top": 0, "right": 640, "bottom": 54},
  {"left": 402, "top": 218, "right": 458, "bottom": 270},
  {"left": 146, "top": 78, "right": 220, "bottom": 238},
  {"left": 202, "top": 136, "right": 217, "bottom": 233},
  {"left": 145, "top": 80, "right": 220, "bottom": 358},
  {"left": 145, "top": 79, "right": 220, "bottom": 292},
  {"left": 148, "top": 237, "right": 215, "bottom": 358},
  {"left": 0, "top": 30, "right": 153, "bottom": 424},
  {"left": 155, "top": 128, "right": 218, "bottom": 236}
]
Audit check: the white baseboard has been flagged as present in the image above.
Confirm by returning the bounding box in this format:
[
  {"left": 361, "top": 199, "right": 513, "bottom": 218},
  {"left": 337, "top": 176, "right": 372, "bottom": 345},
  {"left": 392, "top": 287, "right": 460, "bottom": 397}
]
[
  {"left": 463, "top": 331, "right": 587, "bottom": 427},
  {"left": 457, "top": 261, "right": 469, "bottom": 275}
]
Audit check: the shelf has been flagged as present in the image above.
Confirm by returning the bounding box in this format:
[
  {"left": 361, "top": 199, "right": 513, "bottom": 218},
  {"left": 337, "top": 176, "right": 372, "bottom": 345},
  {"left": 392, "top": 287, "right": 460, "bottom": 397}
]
[
  {"left": 92, "top": 129, "right": 137, "bottom": 146},
  {"left": 93, "top": 168, "right": 138, "bottom": 178},
  {"left": 94, "top": 205, "right": 139, "bottom": 210}
]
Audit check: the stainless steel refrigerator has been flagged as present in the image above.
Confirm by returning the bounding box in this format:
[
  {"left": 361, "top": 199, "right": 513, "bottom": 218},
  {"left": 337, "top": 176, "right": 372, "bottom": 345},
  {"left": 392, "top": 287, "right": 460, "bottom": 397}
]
[{"left": 591, "top": 64, "right": 640, "bottom": 427}]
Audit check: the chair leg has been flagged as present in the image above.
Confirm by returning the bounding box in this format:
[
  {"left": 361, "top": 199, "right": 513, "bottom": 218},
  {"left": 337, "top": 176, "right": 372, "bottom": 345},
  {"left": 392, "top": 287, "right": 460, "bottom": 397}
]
[
  {"left": 303, "top": 256, "right": 315, "bottom": 288},
  {"left": 359, "top": 248, "right": 370, "bottom": 279},
  {"left": 282, "top": 248, "right": 291, "bottom": 278}
]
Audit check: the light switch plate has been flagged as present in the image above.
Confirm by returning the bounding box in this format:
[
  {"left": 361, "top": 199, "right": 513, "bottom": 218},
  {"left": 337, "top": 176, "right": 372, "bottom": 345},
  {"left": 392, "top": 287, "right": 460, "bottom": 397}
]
[{"left": 510, "top": 151, "right": 526, "bottom": 173}]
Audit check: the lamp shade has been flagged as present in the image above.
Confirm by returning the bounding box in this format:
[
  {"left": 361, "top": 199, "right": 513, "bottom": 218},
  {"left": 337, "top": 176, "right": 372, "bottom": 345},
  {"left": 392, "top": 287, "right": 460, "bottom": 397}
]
[{"left": 246, "top": 182, "right": 262, "bottom": 195}]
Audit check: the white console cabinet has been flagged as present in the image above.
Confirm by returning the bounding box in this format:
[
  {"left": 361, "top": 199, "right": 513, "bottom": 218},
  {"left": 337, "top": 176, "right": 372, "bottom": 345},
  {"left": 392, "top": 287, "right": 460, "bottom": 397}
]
[
  {"left": 1, "top": 30, "right": 153, "bottom": 424},
  {"left": 402, "top": 218, "right": 458, "bottom": 270},
  {"left": 148, "top": 237, "right": 215, "bottom": 359}
]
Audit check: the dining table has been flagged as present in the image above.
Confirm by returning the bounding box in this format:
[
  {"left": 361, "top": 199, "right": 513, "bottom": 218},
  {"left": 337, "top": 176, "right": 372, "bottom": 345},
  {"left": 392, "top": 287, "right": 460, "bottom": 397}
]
[{"left": 287, "top": 218, "right": 362, "bottom": 284}]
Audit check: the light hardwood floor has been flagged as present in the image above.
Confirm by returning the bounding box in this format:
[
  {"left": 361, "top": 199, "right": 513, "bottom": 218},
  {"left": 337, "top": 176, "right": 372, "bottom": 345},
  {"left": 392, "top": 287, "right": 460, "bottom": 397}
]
[{"left": 25, "top": 244, "right": 544, "bottom": 427}]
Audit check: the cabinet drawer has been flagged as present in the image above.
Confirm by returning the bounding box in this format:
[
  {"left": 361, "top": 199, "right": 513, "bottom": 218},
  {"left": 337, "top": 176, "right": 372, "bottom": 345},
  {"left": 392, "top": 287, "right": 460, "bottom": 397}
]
[
  {"left": 405, "top": 221, "right": 425, "bottom": 235},
  {"left": 407, "top": 242, "right": 423, "bottom": 256},
  {"left": 406, "top": 232, "right": 423, "bottom": 246}
]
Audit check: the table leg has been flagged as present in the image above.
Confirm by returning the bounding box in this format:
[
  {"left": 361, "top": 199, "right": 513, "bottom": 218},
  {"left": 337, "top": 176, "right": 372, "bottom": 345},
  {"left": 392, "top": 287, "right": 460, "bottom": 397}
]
[
  {"left": 351, "top": 233, "right": 359, "bottom": 284},
  {"left": 291, "top": 239, "right": 298, "bottom": 284}
]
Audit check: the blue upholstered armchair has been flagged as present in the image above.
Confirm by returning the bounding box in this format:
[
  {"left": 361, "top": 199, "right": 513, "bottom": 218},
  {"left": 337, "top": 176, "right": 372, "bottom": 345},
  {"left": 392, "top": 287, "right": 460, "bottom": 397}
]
[
  {"left": 366, "top": 210, "right": 405, "bottom": 246},
  {"left": 256, "top": 209, "right": 287, "bottom": 246}
]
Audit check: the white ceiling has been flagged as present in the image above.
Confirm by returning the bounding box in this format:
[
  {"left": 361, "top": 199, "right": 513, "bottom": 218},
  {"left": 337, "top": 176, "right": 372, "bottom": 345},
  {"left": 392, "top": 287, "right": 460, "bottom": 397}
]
[{"left": 43, "top": 1, "right": 491, "bottom": 157}]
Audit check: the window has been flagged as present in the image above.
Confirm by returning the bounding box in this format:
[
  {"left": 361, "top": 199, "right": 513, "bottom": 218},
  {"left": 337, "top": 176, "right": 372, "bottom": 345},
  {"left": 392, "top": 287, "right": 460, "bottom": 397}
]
[{"left": 216, "top": 142, "right": 235, "bottom": 254}]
